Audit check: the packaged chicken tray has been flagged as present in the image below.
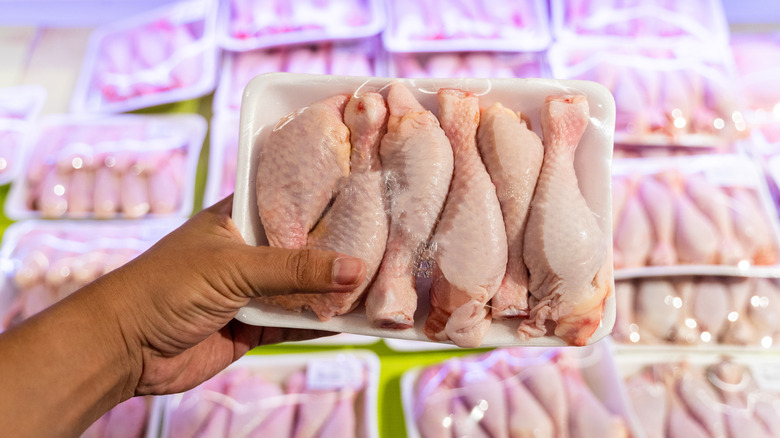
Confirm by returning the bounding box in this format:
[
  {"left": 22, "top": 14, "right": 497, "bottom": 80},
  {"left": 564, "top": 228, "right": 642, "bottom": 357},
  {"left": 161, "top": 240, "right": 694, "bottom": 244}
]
[
  {"left": 381, "top": 0, "right": 551, "bottom": 53},
  {"left": 548, "top": 41, "right": 746, "bottom": 150},
  {"left": 550, "top": 0, "right": 730, "bottom": 45},
  {"left": 613, "top": 276, "right": 780, "bottom": 351},
  {"left": 82, "top": 396, "right": 158, "bottom": 438},
  {"left": 213, "top": 38, "right": 384, "bottom": 114},
  {"left": 612, "top": 154, "right": 780, "bottom": 279},
  {"left": 0, "top": 219, "right": 183, "bottom": 332},
  {"left": 70, "top": 0, "right": 219, "bottom": 114},
  {"left": 401, "top": 341, "right": 641, "bottom": 438},
  {"left": 0, "top": 85, "right": 46, "bottom": 185},
  {"left": 731, "top": 32, "right": 780, "bottom": 126},
  {"left": 614, "top": 349, "right": 780, "bottom": 438},
  {"left": 233, "top": 73, "right": 616, "bottom": 348},
  {"left": 5, "top": 114, "right": 206, "bottom": 220},
  {"left": 154, "top": 351, "right": 380, "bottom": 438},
  {"left": 216, "top": 0, "right": 386, "bottom": 52}
]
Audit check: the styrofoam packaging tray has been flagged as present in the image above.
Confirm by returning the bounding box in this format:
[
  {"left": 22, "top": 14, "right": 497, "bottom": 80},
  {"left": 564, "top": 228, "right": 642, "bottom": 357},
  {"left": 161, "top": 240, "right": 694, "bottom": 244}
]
[
  {"left": 400, "top": 339, "right": 642, "bottom": 438},
  {"left": 232, "top": 73, "right": 616, "bottom": 348},
  {"left": 290, "top": 333, "right": 380, "bottom": 346},
  {"left": 5, "top": 113, "right": 206, "bottom": 220},
  {"left": 0, "top": 219, "right": 184, "bottom": 333},
  {"left": 550, "top": 0, "right": 729, "bottom": 45},
  {"left": 610, "top": 344, "right": 780, "bottom": 438},
  {"left": 381, "top": 0, "right": 551, "bottom": 53},
  {"left": 213, "top": 37, "right": 386, "bottom": 114},
  {"left": 612, "top": 154, "right": 780, "bottom": 280},
  {"left": 70, "top": 0, "right": 219, "bottom": 114},
  {"left": 0, "top": 85, "right": 47, "bottom": 185},
  {"left": 155, "top": 350, "right": 380, "bottom": 438},
  {"left": 548, "top": 41, "right": 745, "bottom": 149},
  {"left": 215, "top": 0, "right": 386, "bottom": 52}
]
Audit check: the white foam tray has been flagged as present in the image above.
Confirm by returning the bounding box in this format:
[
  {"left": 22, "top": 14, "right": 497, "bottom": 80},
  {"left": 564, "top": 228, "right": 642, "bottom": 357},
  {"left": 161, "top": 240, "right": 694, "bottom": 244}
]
[
  {"left": 232, "top": 73, "right": 616, "bottom": 348},
  {"left": 152, "top": 350, "right": 380, "bottom": 438}
]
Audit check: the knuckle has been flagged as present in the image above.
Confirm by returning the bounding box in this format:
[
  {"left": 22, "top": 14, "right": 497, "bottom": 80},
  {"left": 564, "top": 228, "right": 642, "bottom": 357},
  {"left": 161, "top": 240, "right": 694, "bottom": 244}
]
[{"left": 287, "top": 249, "right": 315, "bottom": 288}]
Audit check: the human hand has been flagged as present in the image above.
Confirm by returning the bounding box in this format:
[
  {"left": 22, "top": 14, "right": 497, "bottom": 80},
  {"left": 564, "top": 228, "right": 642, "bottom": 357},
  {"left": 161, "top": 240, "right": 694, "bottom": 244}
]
[{"left": 102, "top": 195, "right": 366, "bottom": 397}]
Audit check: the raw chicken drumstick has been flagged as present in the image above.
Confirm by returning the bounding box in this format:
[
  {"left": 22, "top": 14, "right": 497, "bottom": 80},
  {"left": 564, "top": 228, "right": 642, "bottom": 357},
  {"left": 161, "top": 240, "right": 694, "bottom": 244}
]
[
  {"left": 305, "top": 92, "right": 390, "bottom": 320},
  {"left": 476, "top": 102, "right": 543, "bottom": 318},
  {"left": 423, "top": 88, "right": 507, "bottom": 348},
  {"left": 365, "top": 83, "right": 453, "bottom": 329},
  {"left": 519, "top": 95, "right": 611, "bottom": 346}
]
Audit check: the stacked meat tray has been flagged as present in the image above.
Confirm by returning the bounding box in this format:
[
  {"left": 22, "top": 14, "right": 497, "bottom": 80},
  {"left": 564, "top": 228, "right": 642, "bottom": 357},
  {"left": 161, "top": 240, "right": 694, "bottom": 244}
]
[{"left": 6, "top": 0, "right": 780, "bottom": 437}]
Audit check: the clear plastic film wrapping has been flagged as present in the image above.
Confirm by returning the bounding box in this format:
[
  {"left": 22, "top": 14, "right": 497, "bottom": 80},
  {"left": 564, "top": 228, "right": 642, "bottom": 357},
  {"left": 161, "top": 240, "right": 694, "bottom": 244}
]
[
  {"left": 0, "top": 220, "right": 183, "bottom": 332},
  {"left": 5, "top": 114, "right": 206, "bottom": 220},
  {"left": 232, "top": 73, "right": 616, "bottom": 348},
  {"left": 81, "top": 396, "right": 154, "bottom": 438},
  {"left": 156, "top": 351, "right": 380, "bottom": 438},
  {"left": 401, "top": 343, "right": 639, "bottom": 438}
]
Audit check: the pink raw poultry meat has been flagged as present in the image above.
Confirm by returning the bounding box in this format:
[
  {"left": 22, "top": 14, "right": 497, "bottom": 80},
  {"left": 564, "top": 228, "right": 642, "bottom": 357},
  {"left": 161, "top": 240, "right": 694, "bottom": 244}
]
[
  {"left": 365, "top": 83, "right": 453, "bottom": 329},
  {"left": 491, "top": 358, "right": 553, "bottom": 438},
  {"left": 225, "top": 368, "right": 284, "bottom": 437},
  {"left": 639, "top": 175, "right": 678, "bottom": 266},
  {"left": 663, "top": 170, "right": 719, "bottom": 264},
  {"left": 424, "top": 88, "right": 507, "bottom": 348},
  {"left": 730, "top": 187, "right": 778, "bottom": 265},
  {"left": 520, "top": 361, "right": 569, "bottom": 438},
  {"left": 256, "top": 94, "right": 350, "bottom": 250},
  {"left": 685, "top": 174, "right": 746, "bottom": 265},
  {"left": 562, "top": 367, "right": 628, "bottom": 438},
  {"left": 675, "top": 364, "right": 728, "bottom": 438},
  {"left": 476, "top": 102, "right": 543, "bottom": 319},
  {"left": 255, "top": 94, "right": 351, "bottom": 311},
  {"left": 167, "top": 375, "right": 229, "bottom": 438},
  {"left": 290, "top": 371, "right": 338, "bottom": 438},
  {"left": 306, "top": 92, "right": 389, "bottom": 320},
  {"left": 315, "top": 388, "right": 357, "bottom": 438},
  {"left": 519, "top": 95, "right": 610, "bottom": 346},
  {"left": 613, "top": 175, "right": 652, "bottom": 269},
  {"left": 415, "top": 364, "right": 456, "bottom": 438},
  {"left": 625, "top": 372, "right": 666, "bottom": 438},
  {"left": 457, "top": 364, "right": 508, "bottom": 438}
]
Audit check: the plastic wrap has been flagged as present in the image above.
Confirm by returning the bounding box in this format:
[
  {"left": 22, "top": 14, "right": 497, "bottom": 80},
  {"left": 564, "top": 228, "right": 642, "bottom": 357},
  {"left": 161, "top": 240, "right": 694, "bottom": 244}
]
[
  {"left": 0, "top": 85, "right": 46, "bottom": 185},
  {"left": 550, "top": 0, "right": 729, "bottom": 44},
  {"left": 232, "top": 73, "right": 616, "bottom": 348},
  {"left": 70, "top": 0, "right": 219, "bottom": 114},
  {"left": 156, "top": 351, "right": 380, "bottom": 438},
  {"left": 548, "top": 41, "right": 746, "bottom": 149},
  {"left": 381, "top": 0, "right": 550, "bottom": 52},
  {"left": 5, "top": 114, "right": 206, "bottom": 220},
  {"left": 401, "top": 342, "right": 640, "bottom": 438},
  {"left": 616, "top": 352, "right": 780, "bottom": 438},
  {"left": 387, "top": 51, "right": 549, "bottom": 79},
  {"left": 216, "top": 0, "right": 385, "bottom": 52},
  {"left": 613, "top": 276, "right": 780, "bottom": 349},
  {"left": 0, "top": 220, "right": 182, "bottom": 331},
  {"left": 81, "top": 396, "right": 156, "bottom": 438},
  {"left": 612, "top": 154, "right": 780, "bottom": 278},
  {"left": 213, "top": 38, "right": 383, "bottom": 114}
]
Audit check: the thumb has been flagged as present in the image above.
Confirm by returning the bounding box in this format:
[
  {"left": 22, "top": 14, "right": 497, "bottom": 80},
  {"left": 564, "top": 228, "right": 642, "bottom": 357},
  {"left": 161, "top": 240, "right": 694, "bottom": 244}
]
[{"left": 233, "top": 246, "right": 366, "bottom": 298}]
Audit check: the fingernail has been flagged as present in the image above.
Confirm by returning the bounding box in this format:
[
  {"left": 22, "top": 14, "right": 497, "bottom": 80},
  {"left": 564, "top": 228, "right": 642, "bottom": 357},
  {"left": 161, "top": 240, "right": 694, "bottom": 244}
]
[{"left": 332, "top": 257, "right": 363, "bottom": 285}]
